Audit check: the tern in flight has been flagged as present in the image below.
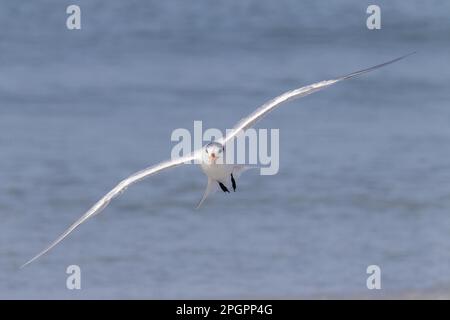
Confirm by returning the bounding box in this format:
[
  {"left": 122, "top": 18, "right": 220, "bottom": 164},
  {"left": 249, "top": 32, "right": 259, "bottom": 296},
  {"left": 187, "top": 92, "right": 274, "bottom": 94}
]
[{"left": 22, "top": 53, "right": 414, "bottom": 267}]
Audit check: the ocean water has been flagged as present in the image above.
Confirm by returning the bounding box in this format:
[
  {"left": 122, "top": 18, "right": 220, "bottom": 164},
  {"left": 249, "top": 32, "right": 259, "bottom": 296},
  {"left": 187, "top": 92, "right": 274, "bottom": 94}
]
[{"left": 1, "top": 0, "right": 450, "bottom": 299}]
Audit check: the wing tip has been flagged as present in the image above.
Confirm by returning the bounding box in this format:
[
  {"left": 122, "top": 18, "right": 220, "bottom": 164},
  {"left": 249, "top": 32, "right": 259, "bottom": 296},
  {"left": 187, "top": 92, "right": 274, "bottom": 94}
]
[
  {"left": 340, "top": 51, "right": 417, "bottom": 81},
  {"left": 394, "top": 51, "right": 417, "bottom": 62},
  {"left": 20, "top": 249, "right": 48, "bottom": 269},
  {"left": 20, "top": 258, "right": 35, "bottom": 269},
  {"left": 20, "top": 239, "right": 59, "bottom": 269},
  {"left": 383, "top": 51, "right": 417, "bottom": 67}
]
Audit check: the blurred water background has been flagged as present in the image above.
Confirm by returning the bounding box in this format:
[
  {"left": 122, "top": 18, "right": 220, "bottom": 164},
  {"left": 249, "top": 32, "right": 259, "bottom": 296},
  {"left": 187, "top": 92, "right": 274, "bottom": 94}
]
[{"left": 0, "top": 0, "right": 450, "bottom": 298}]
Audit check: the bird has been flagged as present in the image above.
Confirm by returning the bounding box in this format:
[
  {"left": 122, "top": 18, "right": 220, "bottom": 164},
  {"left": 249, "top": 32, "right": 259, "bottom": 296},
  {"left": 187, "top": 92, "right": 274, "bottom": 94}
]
[{"left": 21, "top": 53, "right": 414, "bottom": 268}]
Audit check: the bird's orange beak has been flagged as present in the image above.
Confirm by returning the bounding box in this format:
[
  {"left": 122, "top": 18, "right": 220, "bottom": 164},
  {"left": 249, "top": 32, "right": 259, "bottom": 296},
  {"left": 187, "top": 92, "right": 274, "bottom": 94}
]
[{"left": 209, "top": 153, "right": 217, "bottom": 162}]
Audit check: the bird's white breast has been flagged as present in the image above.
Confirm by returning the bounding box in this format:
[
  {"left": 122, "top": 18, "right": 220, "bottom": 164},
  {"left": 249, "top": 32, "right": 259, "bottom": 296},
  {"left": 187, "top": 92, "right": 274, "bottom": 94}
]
[{"left": 200, "top": 162, "right": 234, "bottom": 182}]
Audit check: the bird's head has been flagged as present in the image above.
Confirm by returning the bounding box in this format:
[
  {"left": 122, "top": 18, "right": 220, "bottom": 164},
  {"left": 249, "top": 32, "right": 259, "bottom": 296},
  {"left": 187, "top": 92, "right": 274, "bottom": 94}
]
[{"left": 202, "top": 142, "right": 224, "bottom": 164}]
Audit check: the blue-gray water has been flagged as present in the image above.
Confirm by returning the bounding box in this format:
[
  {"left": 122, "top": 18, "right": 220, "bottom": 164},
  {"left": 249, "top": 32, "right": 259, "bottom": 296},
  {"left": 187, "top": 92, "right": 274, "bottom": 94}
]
[{"left": 1, "top": 0, "right": 450, "bottom": 299}]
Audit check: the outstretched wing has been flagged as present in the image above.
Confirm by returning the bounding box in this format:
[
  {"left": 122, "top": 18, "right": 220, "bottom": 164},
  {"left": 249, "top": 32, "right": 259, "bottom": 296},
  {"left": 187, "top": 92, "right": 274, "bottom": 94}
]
[
  {"left": 221, "top": 53, "right": 415, "bottom": 145},
  {"left": 21, "top": 153, "right": 197, "bottom": 268}
]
